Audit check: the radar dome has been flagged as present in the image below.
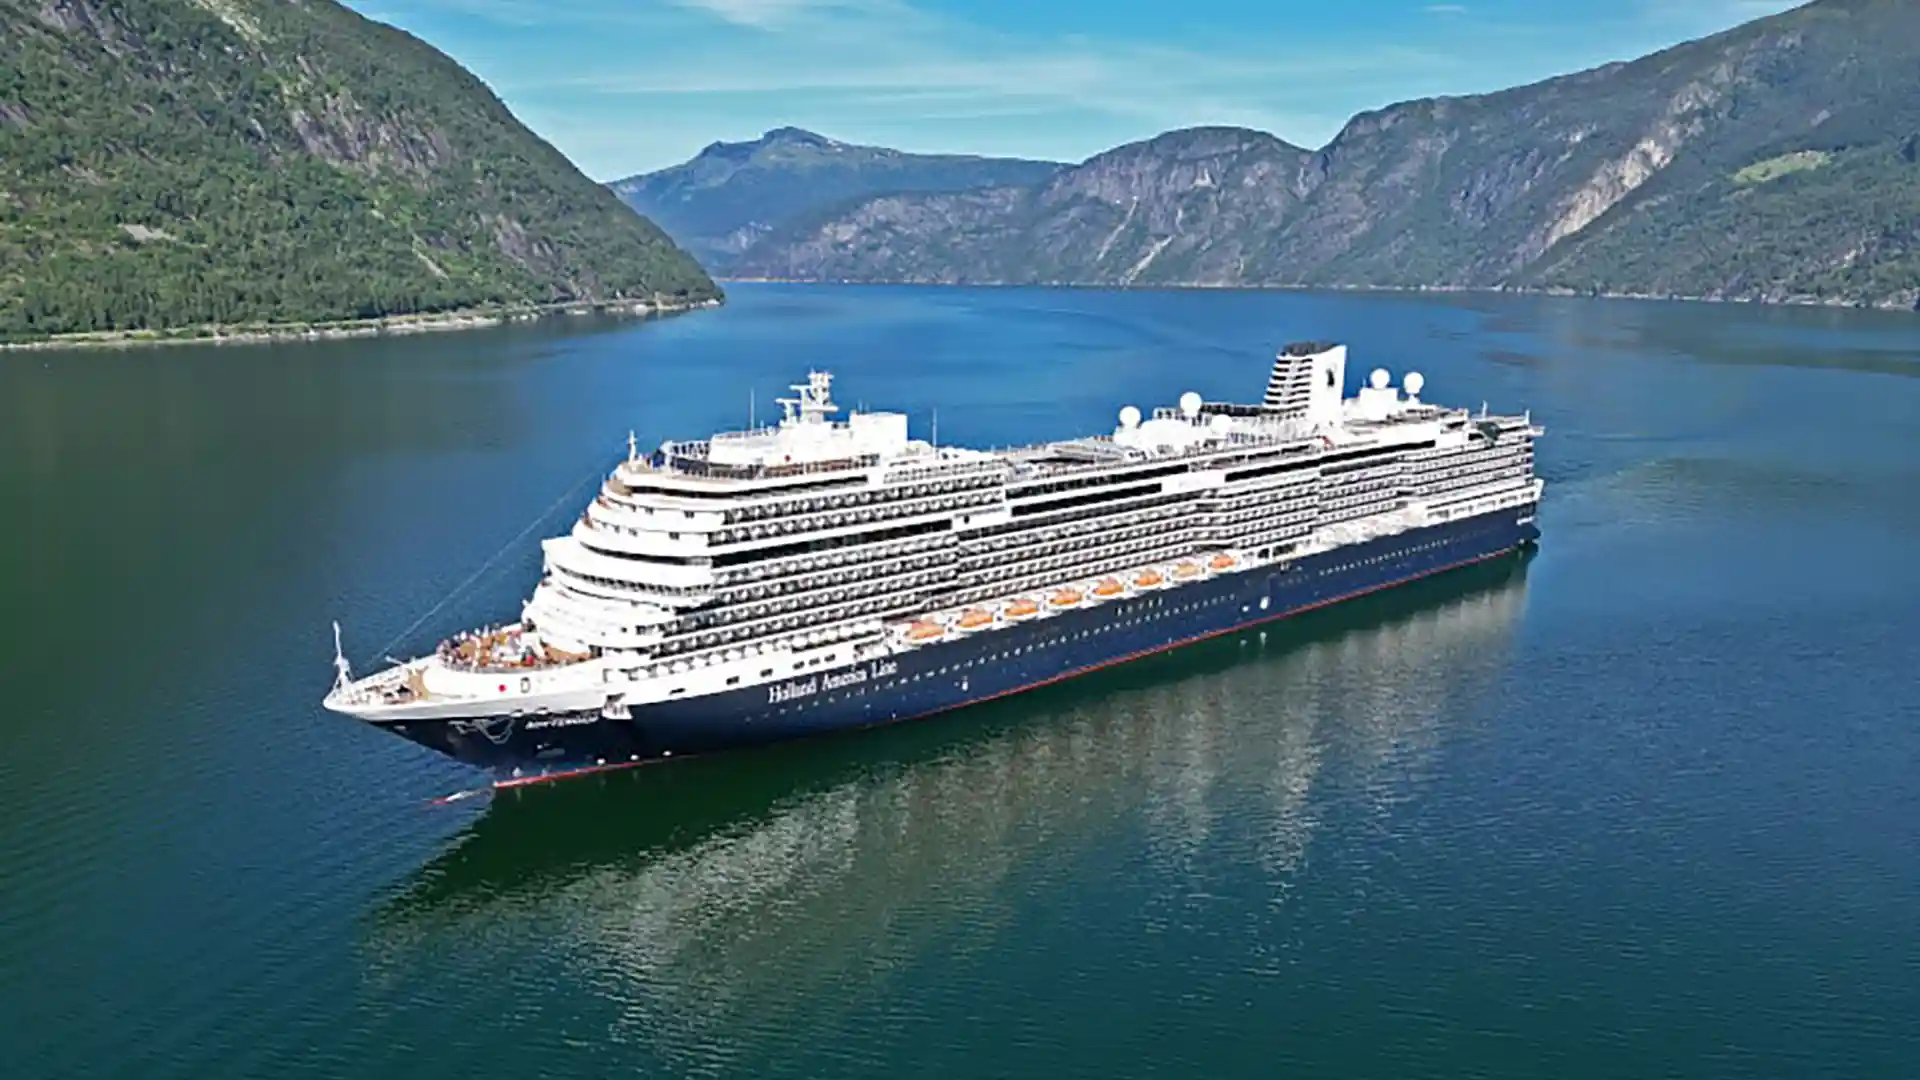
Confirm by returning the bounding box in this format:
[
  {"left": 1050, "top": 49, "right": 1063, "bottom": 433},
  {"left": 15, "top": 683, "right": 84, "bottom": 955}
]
[
  {"left": 1404, "top": 371, "right": 1425, "bottom": 396},
  {"left": 1208, "top": 413, "right": 1232, "bottom": 433},
  {"left": 1369, "top": 368, "right": 1391, "bottom": 390},
  {"left": 1179, "top": 391, "right": 1203, "bottom": 417},
  {"left": 1119, "top": 405, "right": 1142, "bottom": 428}
]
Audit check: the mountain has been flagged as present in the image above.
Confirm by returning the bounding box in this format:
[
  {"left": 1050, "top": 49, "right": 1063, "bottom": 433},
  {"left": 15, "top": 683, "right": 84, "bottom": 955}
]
[
  {"left": 745, "top": 127, "right": 1320, "bottom": 286},
  {"left": 608, "top": 127, "right": 1064, "bottom": 271},
  {"left": 0, "top": 0, "right": 718, "bottom": 344},
  {"left": 735, "top": 0, "right": 1920, "bottom": 310}
]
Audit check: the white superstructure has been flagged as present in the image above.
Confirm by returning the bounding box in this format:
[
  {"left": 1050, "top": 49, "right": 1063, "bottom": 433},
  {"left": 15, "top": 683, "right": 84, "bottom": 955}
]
[{"left": 325, "top": 344, "right": 1543, "bottom": 724}]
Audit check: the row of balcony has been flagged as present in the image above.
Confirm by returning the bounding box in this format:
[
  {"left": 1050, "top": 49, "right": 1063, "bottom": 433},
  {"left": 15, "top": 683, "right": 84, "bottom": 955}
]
[
  {"left": 675, "top": 565, "right": 955, "bottom": 636},
  {"left": 718, "top": 532, "right": 954, "bottom": 586},
  {"left": 652, "top": 595, "right": 903, "bottom": 659},
  {"left": 707, "top": 490, "right": 998, "bottom": 547},
  {"left": 949, "top": 535, "right": 1203, "bottom": 607}
]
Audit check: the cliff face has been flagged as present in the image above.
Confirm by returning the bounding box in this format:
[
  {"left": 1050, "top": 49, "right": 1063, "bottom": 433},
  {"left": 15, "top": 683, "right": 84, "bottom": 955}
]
[
  {"left": 0, "top": 0, "right": 718, "bottom": 342},
  {"left": 735, "top": 0, "right": 1920, "bottom": 309},
  {"left": 609, "top": 127, "right": 1063, "bottom": 272},
  {"left": 747, "top": 128, "right": 1317, "bottom": 286}
]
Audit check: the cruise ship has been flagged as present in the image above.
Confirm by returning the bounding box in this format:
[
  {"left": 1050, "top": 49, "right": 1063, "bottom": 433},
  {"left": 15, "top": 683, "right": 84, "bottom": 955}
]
[{"left": 324, "top": 342, "right": 1543, "bottom": 784}]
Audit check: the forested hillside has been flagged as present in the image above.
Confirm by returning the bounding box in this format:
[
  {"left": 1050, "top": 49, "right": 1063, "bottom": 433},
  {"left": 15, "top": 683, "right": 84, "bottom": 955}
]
[{"left": 0, "top": 0, "right": 718, "bottom": 343}]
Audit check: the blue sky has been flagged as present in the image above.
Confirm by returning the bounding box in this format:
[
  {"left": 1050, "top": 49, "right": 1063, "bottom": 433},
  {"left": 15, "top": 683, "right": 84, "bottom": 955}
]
[{"left": 344, "top": 0, "right": 1800, "bottom": 180}]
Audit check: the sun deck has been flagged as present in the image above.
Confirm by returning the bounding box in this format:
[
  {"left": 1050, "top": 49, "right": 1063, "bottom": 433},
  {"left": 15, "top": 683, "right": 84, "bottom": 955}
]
[{"left": 436, "top": 624, "right": 593, "bottom": 674}]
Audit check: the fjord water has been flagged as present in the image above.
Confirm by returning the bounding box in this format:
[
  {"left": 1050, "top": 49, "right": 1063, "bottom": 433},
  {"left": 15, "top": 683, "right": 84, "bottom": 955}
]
[{"left": 3, "top": 284, "right": 1917, "bottom": 1079}]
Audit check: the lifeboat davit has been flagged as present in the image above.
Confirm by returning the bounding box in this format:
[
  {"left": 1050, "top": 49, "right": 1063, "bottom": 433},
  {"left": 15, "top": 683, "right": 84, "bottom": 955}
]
[
  {"left": 1092, "top": 578, "right": 1124, "bottom": 598},
  {"left": 956, "top": 608, "right": 995, "bottom": 631},
  {"left": 905, "top": 620, "right": 946, "bottom": 642},
  {"left": 1133, "top": 569, "right": 1165, "bottom": 589},
  {"left": 1172, "top": 561, "right": 1203, "bottom": 580},
  {"left": 1209, "top": 553, "right": 1237, "bottom": 571},
  {"left": 1006, "top": 597, "right": 1041, "bottom": 620},
  {"left": 1049, "top": 588, "right": 1084, "bottom": 608}
]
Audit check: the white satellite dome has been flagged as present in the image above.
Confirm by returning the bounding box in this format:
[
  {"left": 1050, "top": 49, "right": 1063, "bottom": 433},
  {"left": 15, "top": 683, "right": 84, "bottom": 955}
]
[
  {"left": 1179, "top": 391, "right": 1203, "bottom": 417},
  {"left": 1208, "top": 413, "right": 1232, "bottom": 432},
  {"left": 1119, "top": 405, "right": 1142, "bottom": 428},
  {"left": 1404, "top": 371, "right": 1425, "bottom": 396},
  {"left": 1369, "top": 367, "right": 1391, "bottom": 390}
]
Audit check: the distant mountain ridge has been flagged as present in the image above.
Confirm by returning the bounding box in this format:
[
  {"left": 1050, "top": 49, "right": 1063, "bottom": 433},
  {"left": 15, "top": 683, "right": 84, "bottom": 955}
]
[
  {"left": 0, "top": 0, "right": 717, "bottom": 344},
  {"left": 731, "top": 0, "right": 1920, "bottom": 310},
  {"left": 609, "top": 127, "right": 1063, "bottom": 271}
]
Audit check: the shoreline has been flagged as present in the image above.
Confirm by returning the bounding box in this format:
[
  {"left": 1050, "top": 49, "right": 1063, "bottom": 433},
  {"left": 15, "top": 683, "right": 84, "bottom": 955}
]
[
  {"left": 0, "top": 296, "right": 724, "bottom": 352},
  {"left": 718, "top": 277, "right": 1920, "bottom": 313}
]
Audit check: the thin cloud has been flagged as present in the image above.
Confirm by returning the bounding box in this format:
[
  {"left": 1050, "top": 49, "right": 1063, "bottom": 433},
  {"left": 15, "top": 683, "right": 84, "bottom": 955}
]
[
  {"left": 669, "top": 0, "right": 906, "bottom": 31},
  {"left": 551, "top": 16, "right": 1456, "bottom": 123},
  {"left": 1630, "top": 0, "right": 1801, "bottom": 32},
  {"left": 370, "top": 0, "right": 672, "bottom": 28},
  {"left": 348, "top": 0, "right": 1807, "bottom": 176}
]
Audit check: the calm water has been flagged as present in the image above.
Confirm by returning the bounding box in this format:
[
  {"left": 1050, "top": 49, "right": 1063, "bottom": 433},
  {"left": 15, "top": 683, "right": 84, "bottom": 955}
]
[{"left": 3, "top": 285, "right": 1917, "bottom": 1079}]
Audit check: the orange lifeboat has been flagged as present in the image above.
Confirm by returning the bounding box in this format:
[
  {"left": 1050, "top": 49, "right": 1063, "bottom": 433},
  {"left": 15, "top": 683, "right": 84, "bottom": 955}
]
[
  {"left": 1173, "top": 561, "right": 1203, "bottom": 580},
  {"left": 1049, "top": 588, "right": 1084, "bottom": 608},
  {"left": 1133, "top": 569, "right": 1165, "bottom": 589},
  {"left": 1209, "top": 553, "right": 1237, "bottom": 571},
  {"left": 905, "top": 620, "right": 946, "bottom": 642},
  {"left": 1006, "top": 597, "right": 1041, "bottom": 619},
  {"left": 1092, "top": 578, "right": 1124, "bottom": 598},
  {"left": 956, "top": 608, "right": 994, "bottom": 631}
]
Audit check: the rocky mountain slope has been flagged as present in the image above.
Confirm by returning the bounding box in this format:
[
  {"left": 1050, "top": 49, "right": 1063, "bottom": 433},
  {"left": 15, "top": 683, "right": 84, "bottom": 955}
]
[
  {"left": 735, "top": 0, "right": 1920, "bottom": 310},
  {"left": 609, "top": 127, "right": 1063, "bottom": 272},
  {"left": 0, "top": 0, "right": 717, "bottom": 343}
]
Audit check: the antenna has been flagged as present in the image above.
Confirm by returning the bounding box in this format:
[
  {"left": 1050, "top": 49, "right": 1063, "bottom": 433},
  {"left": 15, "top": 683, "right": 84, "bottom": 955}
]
[
  {"left": 750, "top": 386, "right": 756, "bottom": 430},
  {"left": 331, "top": 620, "right": 353, "bottom": 692},
  {"left": 932, "top": 407, "right": 939, "bottom": 449},
  {"left": 627, "top": 430, "right": 637, "bottom": 463}
]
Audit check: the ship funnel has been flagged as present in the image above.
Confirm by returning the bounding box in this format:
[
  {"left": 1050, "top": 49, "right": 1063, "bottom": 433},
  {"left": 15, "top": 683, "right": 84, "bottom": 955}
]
[{"left": 1265, "top": 341, "right": 1347, "bottom": 428}]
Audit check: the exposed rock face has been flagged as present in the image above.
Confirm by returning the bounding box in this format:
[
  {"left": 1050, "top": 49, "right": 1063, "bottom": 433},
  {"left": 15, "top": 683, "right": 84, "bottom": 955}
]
[
  {"left": 742, "top": 128, "right": 1320, "bottom": 285},
  {"left": 736, "top": 0, "right": 1920, "bottom": 309}
]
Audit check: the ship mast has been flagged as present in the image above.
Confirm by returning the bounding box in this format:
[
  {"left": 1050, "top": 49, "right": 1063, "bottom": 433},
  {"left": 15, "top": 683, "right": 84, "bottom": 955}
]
[{"left": 331, "top": 621, "right": 353, "bottom": 692}]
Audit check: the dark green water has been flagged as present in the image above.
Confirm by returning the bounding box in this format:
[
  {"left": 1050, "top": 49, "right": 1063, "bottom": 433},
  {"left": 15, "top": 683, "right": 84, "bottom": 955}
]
[{"left": 3, "top": 284, "right": 1917, "bottom": 1079}]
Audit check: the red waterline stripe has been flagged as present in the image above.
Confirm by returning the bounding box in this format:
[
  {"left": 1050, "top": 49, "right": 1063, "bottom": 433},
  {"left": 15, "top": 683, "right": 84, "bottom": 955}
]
[{"left": 486, "top": 545, "right": 1520, "bottom": 793}]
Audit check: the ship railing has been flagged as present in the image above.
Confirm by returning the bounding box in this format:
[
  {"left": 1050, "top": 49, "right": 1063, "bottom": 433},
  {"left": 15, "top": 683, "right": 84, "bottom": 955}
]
[
  {"left": 1422, "top": 480, "right": 1540, "bottom": 522},
  {"left": 646, "top": 595, "right": 899, "bottom": 666},
  {"left": 999, "top": 428, "right": 1297, "bottom": 478},
  {"left": 1311, "top": 509, "right": 1422, "bottom": 546},
  {"left": 326, "top": 664, "right": 411, "bottom": 707},
  {"left": 885, "top": 457, "right": 1009, "bottom": 484},
  {"left": 658, "top": 446, "right": 880, "bottom": 481},
  {"left": 438, "top": 650, "right": 594, "bottom": 675}
]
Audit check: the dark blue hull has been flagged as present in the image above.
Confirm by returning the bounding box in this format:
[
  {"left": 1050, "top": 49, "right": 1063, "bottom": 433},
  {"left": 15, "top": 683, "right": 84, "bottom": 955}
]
[{"left": 379, "top": 506, "right": 1540, "bottom": 783}]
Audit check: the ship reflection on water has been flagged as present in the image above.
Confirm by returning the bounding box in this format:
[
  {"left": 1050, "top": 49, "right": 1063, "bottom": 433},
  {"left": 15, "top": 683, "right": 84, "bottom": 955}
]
[{"left": 369, "top": 553, "right": 1532, "bottom": 1046}]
